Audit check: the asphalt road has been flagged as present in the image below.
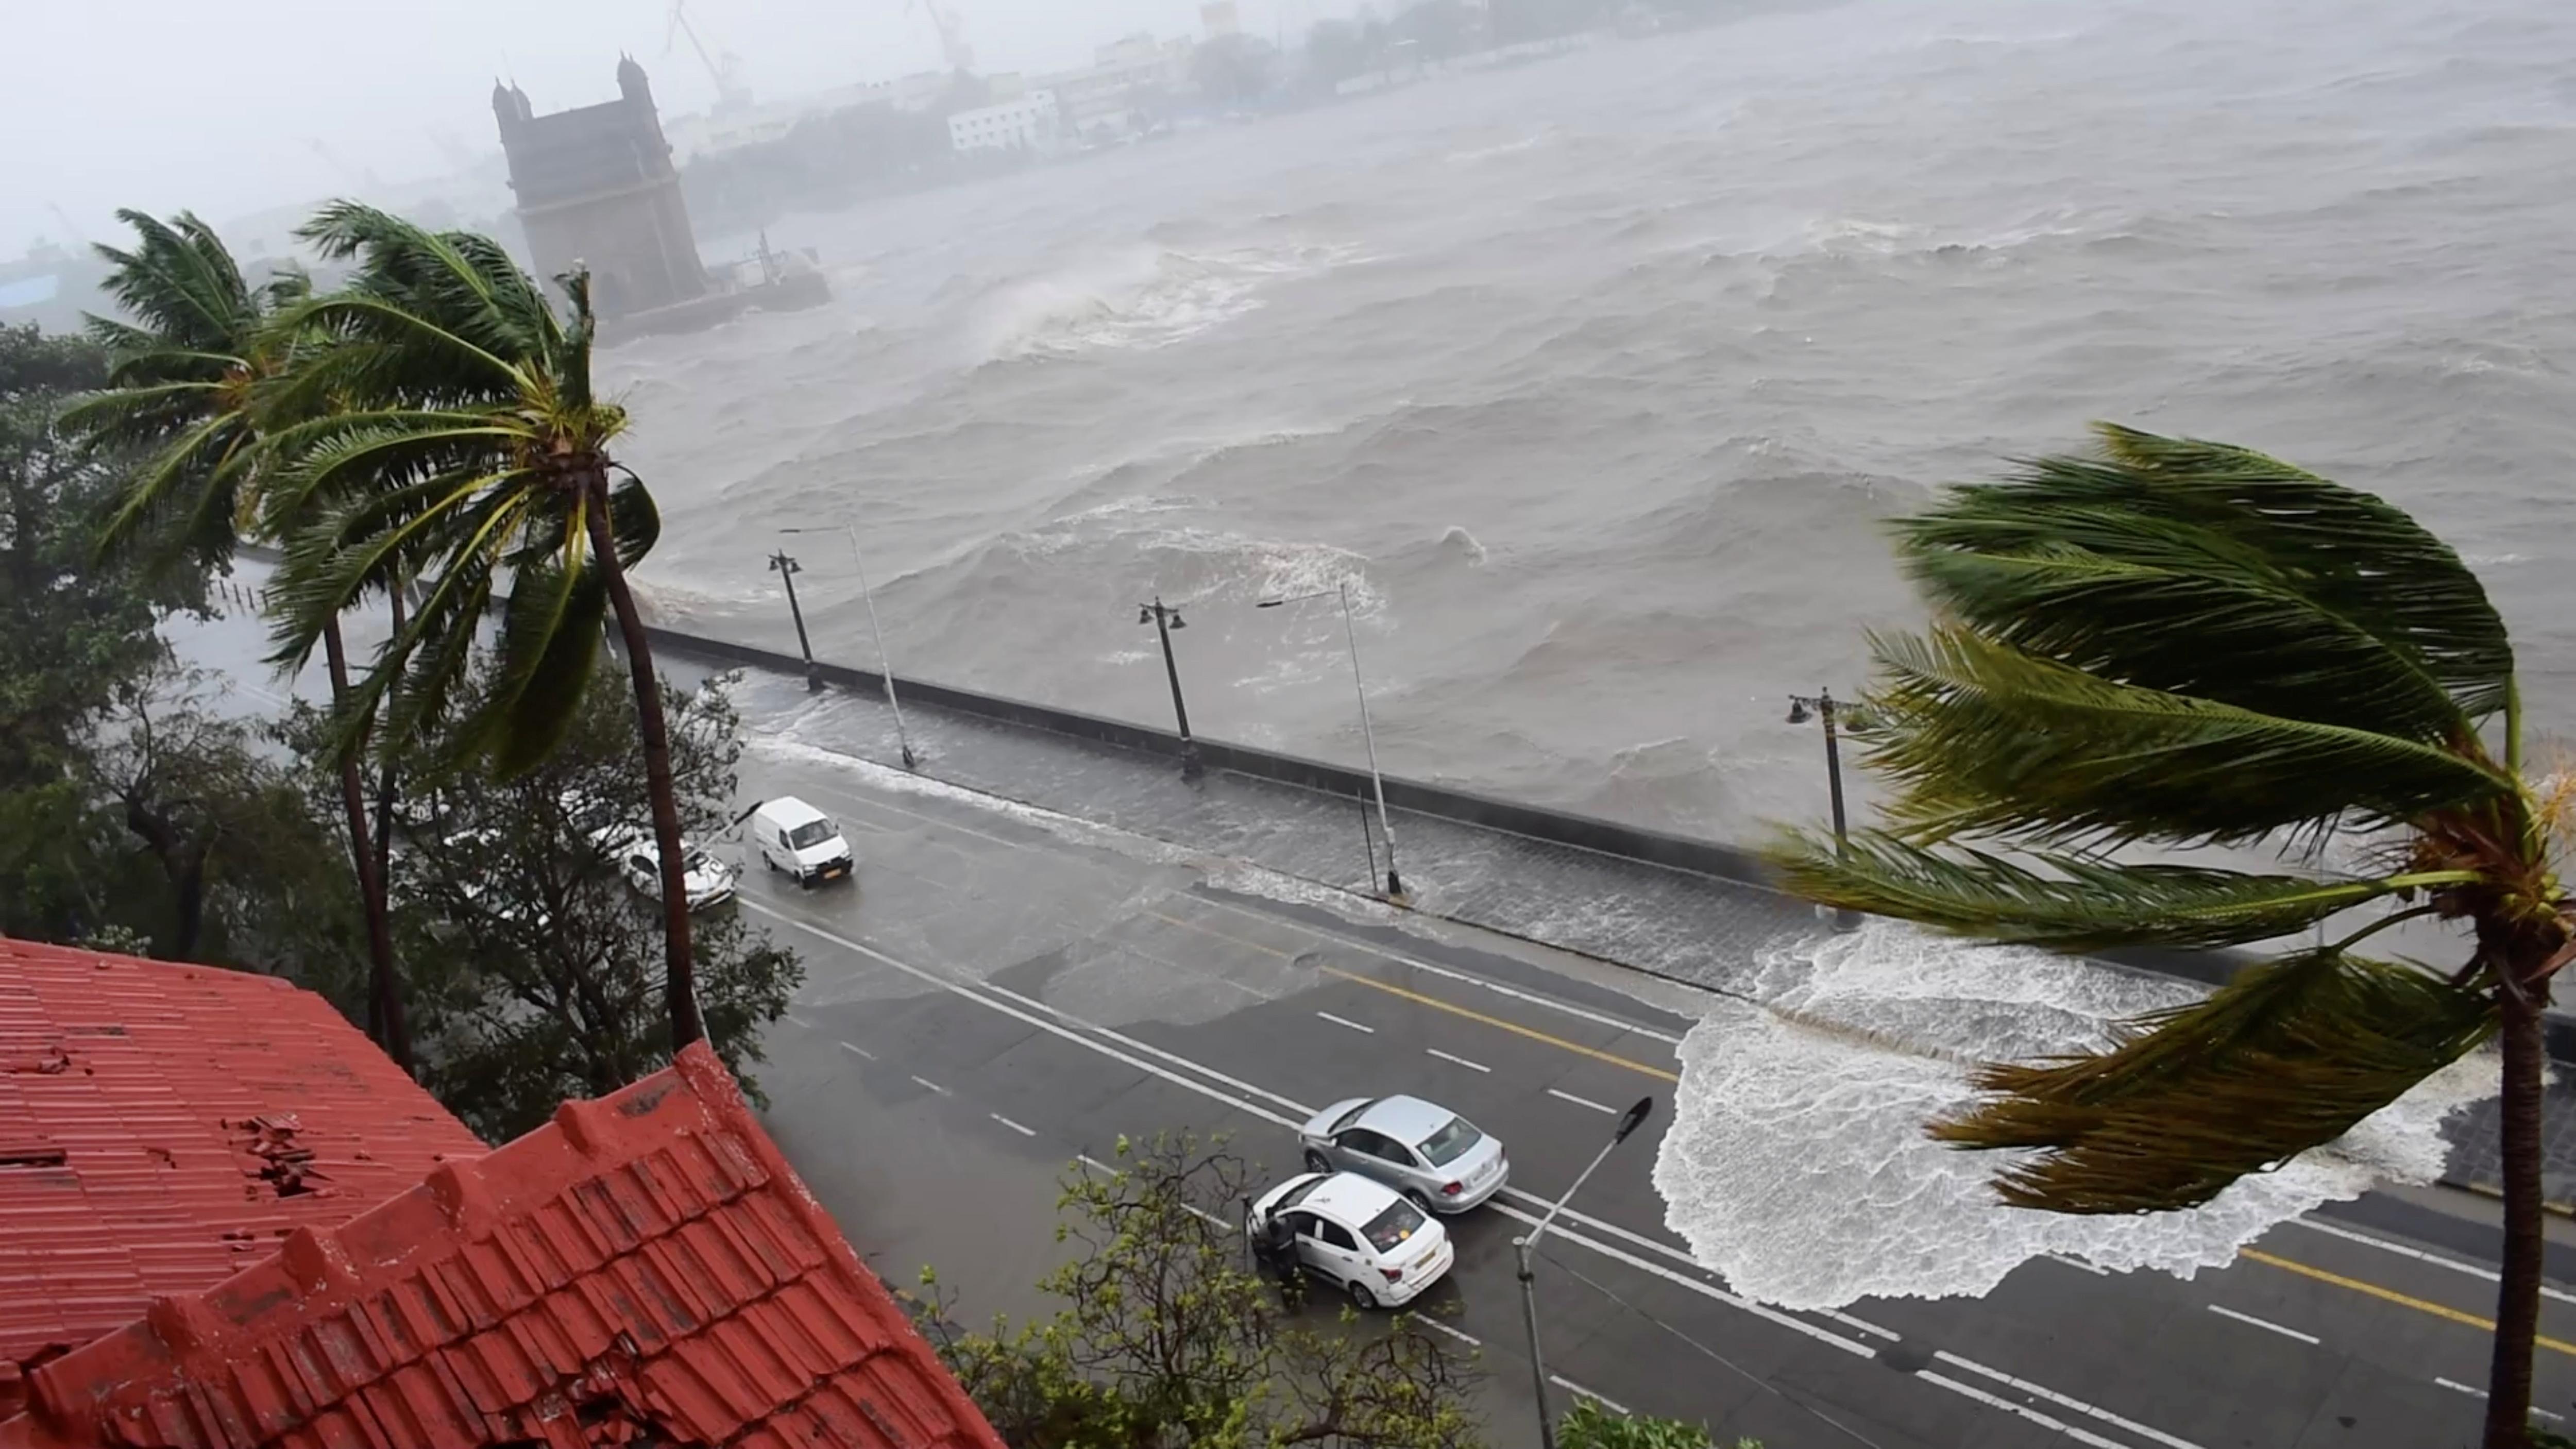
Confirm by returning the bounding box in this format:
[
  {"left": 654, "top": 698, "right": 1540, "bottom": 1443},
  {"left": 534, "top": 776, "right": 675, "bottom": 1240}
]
[
  {"left": 160, "top": 579, "right": 2576, "bottom": 1448},
  {"left": 727, "top": 748, "right": 2576, "bottom": 1449}
]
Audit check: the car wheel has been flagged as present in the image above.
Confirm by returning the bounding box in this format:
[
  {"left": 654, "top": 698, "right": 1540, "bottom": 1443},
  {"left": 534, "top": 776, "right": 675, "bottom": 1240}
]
[
  {"left": 796, "top": 873, "right": 812, "bottom": 891},
  {"left": 1303, "top": 1149, "right": 1329, "bottom": 1174},
  {"left": 764, "top": 855, "right": 779, "bottom": 874},
  {"left": 1406, "top": 1189, "right": 1437, "bottom": 1216},
  {"left": 1348, "top": 1278, "right": 1379, "bottom": 1310}
]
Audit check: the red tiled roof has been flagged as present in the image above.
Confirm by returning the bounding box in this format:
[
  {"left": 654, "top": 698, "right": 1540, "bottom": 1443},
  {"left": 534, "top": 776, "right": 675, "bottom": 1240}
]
[
  {"left": 5, "top": 1040, "right": 1009, "bottom": 1449},
  {"left": 0, "top": 938, "right": 484, "bottom": 1401}
]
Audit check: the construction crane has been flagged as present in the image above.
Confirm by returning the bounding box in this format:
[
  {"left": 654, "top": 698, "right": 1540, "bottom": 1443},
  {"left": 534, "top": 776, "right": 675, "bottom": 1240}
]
[
  {"left": 904, "top": 0, "right": 975, "bottom": 74},
  {"left": 665, "top": 0, "right": 754, "bottom": 112}
]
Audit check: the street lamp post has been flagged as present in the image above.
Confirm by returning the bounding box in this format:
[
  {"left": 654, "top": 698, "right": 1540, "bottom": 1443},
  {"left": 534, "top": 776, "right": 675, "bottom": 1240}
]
[
  {"left": 1139, "top": 597, "right": 1203, "bottom": 780},
  {"left": 783, "top": 524, "right": 918, "bottom": 769},
  {"left": 1515, "top": 1097, "right": 1654, "bottom": 1449},
  {"left": 1786, "top": 688, "right": 1849, "bottom": 843},
  {"left": 1258, "top": 582, "right": 1402, "bottom": 900},
  {"left": 768, "top": 550, "right": 821, "bottom": 692}
]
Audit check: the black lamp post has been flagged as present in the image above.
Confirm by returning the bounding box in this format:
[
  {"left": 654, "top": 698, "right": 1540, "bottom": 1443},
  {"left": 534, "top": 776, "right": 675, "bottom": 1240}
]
[
  {"left": 770, "top": 550, "right": 821, "bottom": 692},
  {"left": 1259, "top": 583, "right": 1404, "bottom": 900},
  {"left": 1515, "top": 1096, "right": 1654, "bottom": 1449},
  {"left": 1139, "top": 597, "right": 1202, "bottom": 780},
  {"left": 1786, "top": 689, "right": 1849, "bottom": 843}
]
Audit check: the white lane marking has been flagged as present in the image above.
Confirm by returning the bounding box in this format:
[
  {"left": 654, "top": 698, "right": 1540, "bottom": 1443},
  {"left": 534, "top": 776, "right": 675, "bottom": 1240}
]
[
  {"left": 1316, "top": 1010, "right": 1376, "bottom": 1034},
  {"left": 2206, "top": 1305, "right": 2318, "bottom": 1345},
  {"left": 1549, "top": 1376, "right": 1629, "bottom": 1416},
  {"left": 990, "top": 1114, "right": 1036, "bottom": 1138},
  {"left": 1182, "top": 1202, "right": 1229, "bottom": 1228},
  {"left": 2432, "top": 1377, "right": 2567, "bottom": 1421},
  {"left": 2049, "top": 1253, "right": 2110, "bottom": 1277},
  {"left": 1427, "top": 1048, "right": 1491, "bottom": 1073},
  {"left": 1416, "top": 1317, "right": 1480, "bottom": 1347},
  {"left": 748, "top": 902, "right": 2200, "bottom": 1449},
  {"left": 783, "top": 1013, "right": 812, "bottom": 1028},
  {"left": 1918, "top": 1371, "right": 2127, "bottom": 1449},
  {"left": 1078, "top": 1154, "right": 1117, "bottom": 1174},
  {"left": 1821, "top": 1309, "right": 1900, "bottom": 1342},
  {"left": 2287, "top": 1215, "right": 2576, "bottom": 1306},
  {"left": 977, "top": 980, "right": 1313, "bottom": 1116},
  {"left": 1191, "top": 891, "right": 1690, "bottom": 1045},
  {"left": 1933, "top": 1352, "right": 2204, "bottom": 1449},
  {"left": 837, "top": 1040, "right": 875, "bottom": 1060},
  {"left": 1548, "top": 1088, "right": 1616, "bottom": 1115},
  {"left": 910, "top": 1074, "right": 951, "bottom": 1096}
]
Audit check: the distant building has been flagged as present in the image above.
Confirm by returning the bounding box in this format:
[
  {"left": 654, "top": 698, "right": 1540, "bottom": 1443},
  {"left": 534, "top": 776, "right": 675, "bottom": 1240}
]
[
  {"left": 492, "top": 58, "right": 710, "bottom": 319},
  {"left": 1036, "top": 32, "right": 1194, "bottom": 140},
  {"left": 848, "top": 70, "right": 955, "bottom": 113},
  {"left": 1202, "top": 1, "right": 1242, "bottom": 38},
  {"left": 948, "top": 91, "right": 1064, "bottom": 154}
]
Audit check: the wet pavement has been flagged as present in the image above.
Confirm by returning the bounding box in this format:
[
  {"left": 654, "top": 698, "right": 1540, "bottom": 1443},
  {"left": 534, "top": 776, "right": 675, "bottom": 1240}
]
[
  {"left": 165, "top": 568, "right": 2576, "bottom": 1445},
  {"left": 730, "top": 745, "right": 2576, "bottom": 1449}
]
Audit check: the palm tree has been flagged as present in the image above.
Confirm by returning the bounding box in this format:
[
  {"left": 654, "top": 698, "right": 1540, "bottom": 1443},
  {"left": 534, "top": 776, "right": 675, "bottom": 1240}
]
[
  {"left": 1768, "top": 424, "right": 2563, "bottom": 1448},
  {"left": 259, "top": 201, "right": 703, "bottom": 1048},
  {"left": 63, "top": 210, "right": 412, "bottom": 1070}
]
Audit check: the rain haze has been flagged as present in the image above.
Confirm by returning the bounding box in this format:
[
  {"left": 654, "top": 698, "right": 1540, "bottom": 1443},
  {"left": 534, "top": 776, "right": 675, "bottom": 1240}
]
[{"left": 13, "top": 0, "right": 2576, "bottom": 1387}]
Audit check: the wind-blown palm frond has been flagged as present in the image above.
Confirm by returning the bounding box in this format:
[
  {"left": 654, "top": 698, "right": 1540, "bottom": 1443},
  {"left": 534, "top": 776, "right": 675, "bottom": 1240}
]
[
  {"left": 1769, "top": 829, "right": 2477, "bottom": 952},
  {"left": 1766, "top": 424, "right": 2564, "bottom": 1443},
  {"left": 1903, "top": 423, "right": 2514, "bottom": 723},
  {"left": 1929, "top": 949, "right": 2496, "bottom": 1211},
  {"left": 62, "top": 209, "right": 303, "bottom": 567},
  {"left": 1863, "top": 624, "right": 2513, "bottom": 847},
  {"left": 261, "top": 200, "right": 706, "bottom": 1047}
]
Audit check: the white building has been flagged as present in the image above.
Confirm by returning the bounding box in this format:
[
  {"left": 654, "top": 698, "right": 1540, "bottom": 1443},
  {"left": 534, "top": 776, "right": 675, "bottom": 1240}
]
[
  {"left": 948, "top": 91, "right": 1063, "bottom": 154},
  {"left": 1033, "top": 33, "right": 1194, "bottom": 141}
]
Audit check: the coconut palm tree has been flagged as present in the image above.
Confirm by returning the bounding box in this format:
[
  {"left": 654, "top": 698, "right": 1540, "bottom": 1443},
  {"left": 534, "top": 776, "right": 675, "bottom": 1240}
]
[
  {"left": 64, "top": 210, "right": 412, "bottom": 1070},
  {"left": 1767, "top": 424, "right": 2563, "bottom": 1448},
  {"left": 259, "top": 201, "right": 703, "bottom": 1048}
]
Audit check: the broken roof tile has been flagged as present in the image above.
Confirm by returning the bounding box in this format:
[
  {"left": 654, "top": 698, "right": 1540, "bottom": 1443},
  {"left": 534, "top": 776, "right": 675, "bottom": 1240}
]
[{"left": 0, "top": 938, "right": 484, "bottom": 1403}]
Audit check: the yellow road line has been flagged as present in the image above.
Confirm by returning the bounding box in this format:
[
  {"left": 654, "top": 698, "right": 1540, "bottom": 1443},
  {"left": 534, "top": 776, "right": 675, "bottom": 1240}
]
[
  {"left": 1317, "top": 965, "right": 1681, "bottom": 1083},
  {"left": 2241, "top": 1248, "right": 2576, "bottom": 1357}
]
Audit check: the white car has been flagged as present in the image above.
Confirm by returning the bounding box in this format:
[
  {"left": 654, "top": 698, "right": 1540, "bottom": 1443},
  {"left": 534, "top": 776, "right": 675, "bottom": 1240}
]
[
  {"left": 1247, "top": 1170, "right": 1454, "bottom": 1310},
  {"left": 614, "top": 835, "right": 740, "bottom": 912}
]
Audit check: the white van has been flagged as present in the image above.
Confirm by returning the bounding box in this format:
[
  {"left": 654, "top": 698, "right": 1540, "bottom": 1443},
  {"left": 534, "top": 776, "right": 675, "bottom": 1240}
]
[{"left": 748, "top": 796, "right": 854, "bottom": 887}]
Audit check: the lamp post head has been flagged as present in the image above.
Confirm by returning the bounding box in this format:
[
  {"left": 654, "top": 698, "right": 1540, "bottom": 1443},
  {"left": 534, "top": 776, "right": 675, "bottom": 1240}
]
[
  {"left": 1256, "top": 598, "right": 1285, "bottom": 609},
  {"left": 1139, "top": 604, "right": 1154, "bottom": 625},
  {"left": 1613, "top": 1097, "right": 1654, "bottom": 1144},
  {"left": 1168, "top": 612, "right": 1185, "bottom": 629},
  {"left": 1786, "top": 698, "right": 1810, "bottom": 725}
]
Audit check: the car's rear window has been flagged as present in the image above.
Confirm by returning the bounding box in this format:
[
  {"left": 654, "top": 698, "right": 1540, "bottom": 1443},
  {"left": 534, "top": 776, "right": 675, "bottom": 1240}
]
[
  {"left": 1417, "top": 1116, "right": 1483, "bottom": 1168},
  {"left": 788, "top": 819, "right": 838, "bottom": 849},
  {"left": 1362, "top": 1199, "right": 1428, "bottom": 1254},
  {"left": 1274, "top": 1177, "right": 1325, "bottom": 1212}
]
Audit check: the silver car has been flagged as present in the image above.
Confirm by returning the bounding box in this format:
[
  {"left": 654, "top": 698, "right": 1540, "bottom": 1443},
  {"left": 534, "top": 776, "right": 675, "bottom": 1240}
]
[{"left": 1297, "top": 1094, "right": 1509, "bottom": 1214}]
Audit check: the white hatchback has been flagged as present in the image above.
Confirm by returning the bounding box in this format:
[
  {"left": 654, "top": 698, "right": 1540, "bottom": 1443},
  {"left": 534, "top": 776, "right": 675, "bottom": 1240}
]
[{"left": 1247, "top": 1170, "right": 1454, "bottom": 1310}]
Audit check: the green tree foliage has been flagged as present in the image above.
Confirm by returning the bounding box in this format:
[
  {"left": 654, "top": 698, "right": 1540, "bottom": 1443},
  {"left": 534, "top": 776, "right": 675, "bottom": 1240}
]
[
  {"left": 377, "top": 665, "right": 799, "bottom": 1140},
  {"left": 0, "top": 323, "right": 212, "bottom": 945},
  {"left": 1556, "top": 1399, "right": 1758, "bottom": 1449},
  {"left": 916, "top": 1133, "right": 1483, "bottom": 1449},
  {"left": 1766, "top": 424, "right": 2562, "bottom": 1446}
]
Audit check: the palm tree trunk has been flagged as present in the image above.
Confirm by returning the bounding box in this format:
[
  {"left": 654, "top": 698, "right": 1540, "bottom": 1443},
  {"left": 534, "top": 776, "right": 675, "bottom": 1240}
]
[
  {"left": 321, "top": 617, "right": 410, "bottom": 1071},
  {"left": 369, "top": 586, "right": 408, "bottom": 916},
  {"left": 2486, "top": 970, "right": 2548, "bottom": 1449},
  {"left": 584, "top": 498, "right": 702, "bottom": 1048}
]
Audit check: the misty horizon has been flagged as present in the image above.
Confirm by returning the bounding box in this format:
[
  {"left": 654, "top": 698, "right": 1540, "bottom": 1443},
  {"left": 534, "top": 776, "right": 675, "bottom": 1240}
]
[{"left": 5, "top": 0, "right": 1350, "bottom": 251}]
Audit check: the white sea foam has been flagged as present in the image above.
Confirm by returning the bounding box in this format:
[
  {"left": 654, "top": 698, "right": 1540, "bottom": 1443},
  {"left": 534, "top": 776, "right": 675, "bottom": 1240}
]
[{"left": 1651, "top": 919, "right": 2496, "bottom": 1309}]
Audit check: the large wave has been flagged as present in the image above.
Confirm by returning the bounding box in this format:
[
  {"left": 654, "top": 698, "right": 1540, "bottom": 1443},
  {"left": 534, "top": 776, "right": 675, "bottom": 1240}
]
[{"left": 1652, "top": 920, "right": 2498, "bottom": 1310}]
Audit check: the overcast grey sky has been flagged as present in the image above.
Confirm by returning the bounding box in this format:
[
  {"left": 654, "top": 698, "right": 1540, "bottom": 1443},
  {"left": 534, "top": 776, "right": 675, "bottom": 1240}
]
[{"left": 7, "top": 0, "right": 1314, "bottom": 255}]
